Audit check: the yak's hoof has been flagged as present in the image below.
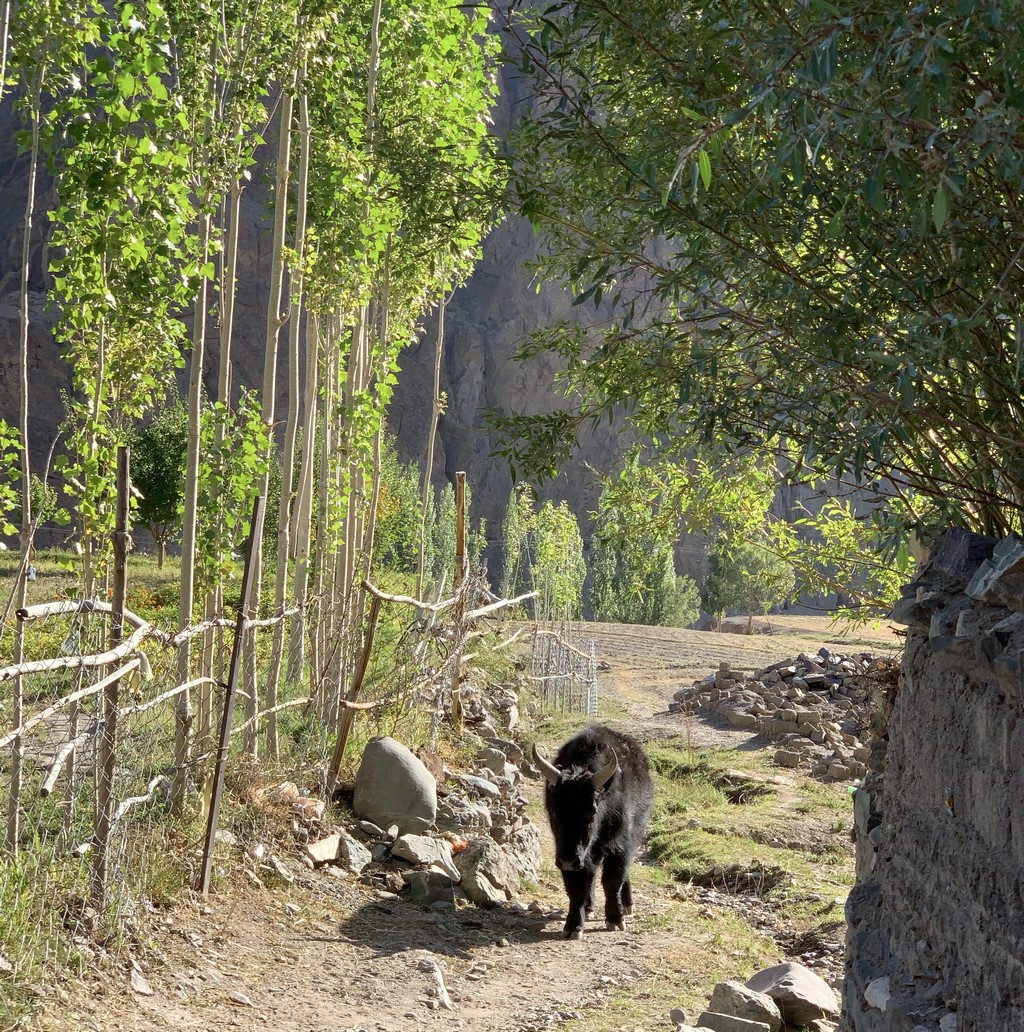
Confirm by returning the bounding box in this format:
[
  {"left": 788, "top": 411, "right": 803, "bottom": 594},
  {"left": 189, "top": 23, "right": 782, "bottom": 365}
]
[
  {"left": 605, "top": 919, "right": 626, "bottom": 932},
  {"left": 564, "top": 926, "right": 584, "bottom": 940},
  {"left": 585, "top": 908, "right": 595, "bottom": 918},
  {"left": 623, "top": 905, "right": 633, "bottom": 916}
]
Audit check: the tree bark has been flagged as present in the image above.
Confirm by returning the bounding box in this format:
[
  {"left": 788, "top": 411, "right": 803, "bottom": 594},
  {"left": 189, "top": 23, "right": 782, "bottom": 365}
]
[{"left": 242, "top": 86, "right": 294, "bottom": 754}]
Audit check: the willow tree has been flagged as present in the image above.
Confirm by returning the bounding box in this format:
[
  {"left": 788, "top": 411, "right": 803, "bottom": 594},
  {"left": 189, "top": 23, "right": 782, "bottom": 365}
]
[{"left": 505, "top": 0, "right": 1024, "bottom": 550}]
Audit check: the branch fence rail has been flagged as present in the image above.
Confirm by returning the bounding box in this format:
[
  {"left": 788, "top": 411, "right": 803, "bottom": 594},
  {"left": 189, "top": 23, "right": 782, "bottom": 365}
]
[{"left": 0, "top": 455, "right": 583, "bottom": 1018}]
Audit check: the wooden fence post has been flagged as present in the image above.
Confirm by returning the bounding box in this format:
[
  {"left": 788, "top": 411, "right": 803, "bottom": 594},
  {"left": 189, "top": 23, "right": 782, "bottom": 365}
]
[
  {"left": 325, "top": 592, "right": 383, "bottom": 799},
  {"left": 91, "top": 444, "right": 129, "bottom": 906},
  {"left": 454, "top": 471, "right": 466, "bottom": 588},
  {"left": 197, "top": 494, "right": 264, "bottom": 896}
]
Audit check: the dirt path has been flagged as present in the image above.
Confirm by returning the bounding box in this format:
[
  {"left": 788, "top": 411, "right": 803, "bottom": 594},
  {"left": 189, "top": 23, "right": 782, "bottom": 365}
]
[{"left": 42, "top": 618, "right": 897, "bottom": 1032}]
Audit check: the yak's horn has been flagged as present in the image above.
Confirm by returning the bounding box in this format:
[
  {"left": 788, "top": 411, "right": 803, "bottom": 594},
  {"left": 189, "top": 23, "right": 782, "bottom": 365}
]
[
  {"left": 591, "top": 750, "right": 618, "bottom": 789},
  {"left": 532, "top": 743, "right": 561, "bottom": 785}
]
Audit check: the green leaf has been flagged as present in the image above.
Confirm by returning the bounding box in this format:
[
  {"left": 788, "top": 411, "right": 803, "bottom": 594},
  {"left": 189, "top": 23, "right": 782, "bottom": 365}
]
[
  {"left": 697, "top": 149, "right": 712, "bottom": 190},
  {"left": 932, "top": 183, "right": 949, "bottom": 232}
]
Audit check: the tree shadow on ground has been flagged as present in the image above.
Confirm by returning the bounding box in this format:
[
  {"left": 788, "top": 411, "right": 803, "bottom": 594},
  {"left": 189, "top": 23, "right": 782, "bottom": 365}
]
[{"left": 320, "top": 894, "right": 566, "bottom": 960}]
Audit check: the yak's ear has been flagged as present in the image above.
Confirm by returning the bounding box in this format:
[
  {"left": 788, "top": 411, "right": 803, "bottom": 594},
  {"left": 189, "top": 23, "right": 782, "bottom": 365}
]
[
  {"left": 532, "top": 743, "right": 561, "bottom": 786},
  {"left": 590, "top": 750, "right": 618, "bottom": 790}
]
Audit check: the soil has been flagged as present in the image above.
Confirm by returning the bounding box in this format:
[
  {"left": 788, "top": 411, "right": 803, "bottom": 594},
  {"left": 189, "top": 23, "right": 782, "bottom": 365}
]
[{"left": 37, "top": 617, "right": 899, "bottom": 1032}]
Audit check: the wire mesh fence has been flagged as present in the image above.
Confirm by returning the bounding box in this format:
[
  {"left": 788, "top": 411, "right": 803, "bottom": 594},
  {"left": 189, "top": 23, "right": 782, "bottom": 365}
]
[
  {"left": 0, "top": 591, "right": 330, "bottom": 1020},
  {"left": 528, "top": 626, "right": 598, "bottom": 716},
  {"left": 0, "top": 456, "right": 524, "bottom": 1022}
]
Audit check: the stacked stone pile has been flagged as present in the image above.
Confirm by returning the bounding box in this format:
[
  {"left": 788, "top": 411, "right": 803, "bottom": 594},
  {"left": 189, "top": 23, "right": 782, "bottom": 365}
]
[
  {"left": 670, "top": 648, "right": 895, "bottom": 780},
  {"left": 266, "top": 735, "right": 541, "bottom": 909}
]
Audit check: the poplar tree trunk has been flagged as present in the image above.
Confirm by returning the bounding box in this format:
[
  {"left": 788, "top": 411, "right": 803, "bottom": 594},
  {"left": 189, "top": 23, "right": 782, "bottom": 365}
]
[
  {"left": 7, "top": 54, "right": 42, "bottom": 854},
  {"left": 174, "top": 211, "right": 212, "bottom": 810},
  {"left": 287, "top": 309, "right": 319, "bottom": 684},
  {"left": 242, "top": 88, "right": 294, "bottom": 755},
  {"left": 265, "top": 87, "right": 310, "bottom": 759},
  {"left": 417, "top": 283, "right": 447, "bottom": 599}
]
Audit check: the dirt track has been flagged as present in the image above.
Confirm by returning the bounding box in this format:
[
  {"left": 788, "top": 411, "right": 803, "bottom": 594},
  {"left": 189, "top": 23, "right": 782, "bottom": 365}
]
[{"left": 40, "top": 618, "right": 897, "bottom": 1032}]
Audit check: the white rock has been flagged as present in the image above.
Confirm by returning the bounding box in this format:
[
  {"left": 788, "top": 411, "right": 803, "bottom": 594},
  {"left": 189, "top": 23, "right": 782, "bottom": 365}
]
[
  {"left": 939, "top": 1014, "right": 957, "bottom": 1032},
  {"left": 130, "top": 969, "right": 154, "bottom": 996},
  {"left": 864, "top": 976, "right": 890, "bottom": 1010}
]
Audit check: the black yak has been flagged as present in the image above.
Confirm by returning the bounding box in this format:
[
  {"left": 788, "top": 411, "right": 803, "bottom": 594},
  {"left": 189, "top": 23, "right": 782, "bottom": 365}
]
[{"left": 533, "top": 725, "right": 653, "bottom": 939}]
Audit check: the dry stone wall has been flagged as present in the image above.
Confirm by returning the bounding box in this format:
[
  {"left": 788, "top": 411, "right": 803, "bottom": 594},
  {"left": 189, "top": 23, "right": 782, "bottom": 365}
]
[{"left": 843, "top": 528, "right": 1024, "bottom": 1032}]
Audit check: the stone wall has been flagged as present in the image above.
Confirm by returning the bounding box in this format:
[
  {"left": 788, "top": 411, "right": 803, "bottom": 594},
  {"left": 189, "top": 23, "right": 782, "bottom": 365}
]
[{"left": 843, "top": 528, "right": 1024, "bottom": 1032}]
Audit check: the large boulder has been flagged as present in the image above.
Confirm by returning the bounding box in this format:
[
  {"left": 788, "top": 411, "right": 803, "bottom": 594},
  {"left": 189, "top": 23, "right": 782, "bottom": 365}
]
[
  {"left": 353, "top": 737, "right": 437, "bottom": 834},
  {"left": 745, "top": 962, "right": 839, "bottom": 1026},
  {"left": 454, "top": 837, "right": 520, "bottom": 907}
]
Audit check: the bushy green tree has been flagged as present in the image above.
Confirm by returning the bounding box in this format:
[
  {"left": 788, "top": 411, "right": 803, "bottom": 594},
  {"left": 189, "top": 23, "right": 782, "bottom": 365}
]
[
  {"left": 374, "top": 437, "right": 422, "bottom": 574},
  {"left": 0, "top": 420, "right": 20, "bottom": 538},
  {"left": 420, "top": 481, "right": 485, "bottom": 595},
  {"left": 500, "top": 486, "right": 584, "bottom": 619},
  {"left": 504, "top": 0, "right": 1024, "bottom": 549},
  {"left": 590, "top": 462, "right": 700, "bottom": 627},
  {"left": 702, "top": 541, "right": 795, "bottom": 633},
  {"left": 131, "top": 404, "right": 188, "bottom": 568}
]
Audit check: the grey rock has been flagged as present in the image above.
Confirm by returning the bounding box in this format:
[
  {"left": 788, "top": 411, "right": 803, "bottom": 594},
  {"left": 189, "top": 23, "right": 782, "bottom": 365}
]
[
  {"left": 337, "top": 830, "right": 373, "bottom": 873},
  {"left": 486, "top": 736, "right": 524, "bottom": 763},
  {"left": 709, "top": 980, "right": 782, "bottom": 1031},
  {"left": 504, "top": 819, "right": 543, "bottom": 884},
  {"left": 391, "top": 834, "right": 461, "bottom": 881},
  {"left": 746, "top": 962, "right": 839, "bottom": 1025},
  {"left": 454, "top": 837, "right": 520, "bottom": 907},
  {"left": 774, "top": 749, "right": 803, "bottom": 768},
  {"left": 435, "top": 793, "right": 493, "bottom": 834},
  {"left": 966, "top": 535, "right": 1024, "bottom": 609},
  {"left": 727, "top": 711, "right": 759, "bottom": 730},
  {"left": 403, "top": 869, "right": 456, "bottom": 906},
  {"left": 864, "top": 975, "right": 890, "bottom": 1010},
  {"left": 353, "top": 737, "right": 437, "bottom": 834},
  {"left": 449, "top": 772, "right": 501, "bottom": 799},
  {"left": 475, "top": 747, "right": 508, "bottom": 774}
]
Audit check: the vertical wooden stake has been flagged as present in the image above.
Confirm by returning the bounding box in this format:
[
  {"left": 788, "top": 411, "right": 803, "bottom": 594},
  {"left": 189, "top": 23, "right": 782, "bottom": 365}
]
[
  {"left": 197, "top": 494, "right": 264, "bottom": 896},
  {"left": 326, "top": 593, "right": 383, "bottom": 799},
  {"left": 454, "top": 471, "right": 466, "bottom": 588}
]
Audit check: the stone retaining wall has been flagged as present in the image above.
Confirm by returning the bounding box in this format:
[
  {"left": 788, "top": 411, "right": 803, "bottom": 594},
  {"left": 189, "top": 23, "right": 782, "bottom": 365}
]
[{"left": 843, "top": 529, "right": 1024, "bottom": 1032}]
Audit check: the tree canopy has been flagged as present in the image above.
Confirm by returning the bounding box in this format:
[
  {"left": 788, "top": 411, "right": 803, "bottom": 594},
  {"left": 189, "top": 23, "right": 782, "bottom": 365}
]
[{"left": 505, "top": 0, "right": 1024, "bottom": 541}]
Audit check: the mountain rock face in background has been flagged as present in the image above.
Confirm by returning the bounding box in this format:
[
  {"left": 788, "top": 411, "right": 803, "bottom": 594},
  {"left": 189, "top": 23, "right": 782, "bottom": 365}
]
[{"left": 0, "top": 57, "right": 621, "bottom": 569}]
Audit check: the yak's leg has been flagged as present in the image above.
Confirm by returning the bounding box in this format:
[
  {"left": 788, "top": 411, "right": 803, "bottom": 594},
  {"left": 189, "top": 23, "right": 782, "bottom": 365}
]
[
  {"left": 560, "top": 868, "right": 594, "bottom": 939},
  {"left": 621, "top": 874, "right": 633, "bottom": 916},
  {"left": 600, "top": 853, "right": 629, "bottom": 931}
]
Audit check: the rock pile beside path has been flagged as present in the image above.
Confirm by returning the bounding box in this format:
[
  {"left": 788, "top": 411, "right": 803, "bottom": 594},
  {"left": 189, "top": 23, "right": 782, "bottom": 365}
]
[
  {"left": 674, "top": 960, "right": 840, "bottom": 1032},
  {"left": 267, "top": 735, "right": 541, "bottom": 909},
  {"left": 670, "top": 648, "right": 896, "bottom": 781}
]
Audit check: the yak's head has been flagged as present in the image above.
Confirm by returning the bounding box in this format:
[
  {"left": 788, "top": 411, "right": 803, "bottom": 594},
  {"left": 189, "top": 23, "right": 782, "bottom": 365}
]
[{"left": 533, "top": 744, "right": 617, "bottom": 872}]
